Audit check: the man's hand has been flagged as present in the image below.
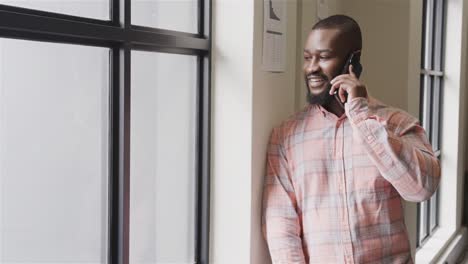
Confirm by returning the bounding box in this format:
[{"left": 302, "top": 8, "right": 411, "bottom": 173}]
[{"left": 329, "top": 64, "right": 368, "bottom": 103}]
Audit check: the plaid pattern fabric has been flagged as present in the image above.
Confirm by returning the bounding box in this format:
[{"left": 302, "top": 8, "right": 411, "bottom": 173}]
[{"left": 262, "top": 96, "right": 441, "bottom": 264}]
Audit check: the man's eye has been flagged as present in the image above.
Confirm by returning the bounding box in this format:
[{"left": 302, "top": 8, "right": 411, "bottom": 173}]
[
  {"left": 320, "top": 56, "right": 329, "bottom": 60},
  {"left": 304, "top": 56, "right": 311, "bottom": 60}
]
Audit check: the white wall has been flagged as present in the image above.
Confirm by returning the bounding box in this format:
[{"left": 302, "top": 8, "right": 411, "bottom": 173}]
[
  {"left": 211, "top": 0, "right": 255, "bottom": 263},
  {"left": 210, "top": 0, "right": 299, "bottom": 263}
]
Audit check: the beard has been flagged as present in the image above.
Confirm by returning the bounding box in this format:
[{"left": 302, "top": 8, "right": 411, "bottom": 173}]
[{"left": 305, "top": 76, "right": 333, "bottom": 106}]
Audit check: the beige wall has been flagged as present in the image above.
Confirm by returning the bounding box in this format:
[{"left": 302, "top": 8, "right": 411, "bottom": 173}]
[
  {"left": 465, "top": 45, "right": 468, "bottom": 233},
  {"left": 342, "top": 0, "right": 410, "bottom": 111},
  {"left": 295, "top": 0, "right": 317, "bottom": 110},
  {"left": 250, "top": 0, "right": 299, "bottom": 263},
  {"left": 466, "top": 58, "right": 468, "bottom": 172}
]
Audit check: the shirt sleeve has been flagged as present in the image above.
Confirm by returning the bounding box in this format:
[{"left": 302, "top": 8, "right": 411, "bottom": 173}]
[
  {"left": 345, "top": 97, "right": 441, "bottom": 202},
  {"left": 262, "top": 127, "right": 306, "bottom": 263}
]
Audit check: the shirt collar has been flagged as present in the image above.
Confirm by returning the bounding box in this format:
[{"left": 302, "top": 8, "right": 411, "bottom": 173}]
[{"left": 311, "top": 103, "right": 347, "bottom": 120}]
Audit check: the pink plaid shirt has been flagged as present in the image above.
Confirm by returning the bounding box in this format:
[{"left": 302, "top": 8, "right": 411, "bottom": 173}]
[{"left": 262, "top": 96, "right": 441, "bottom": 263}]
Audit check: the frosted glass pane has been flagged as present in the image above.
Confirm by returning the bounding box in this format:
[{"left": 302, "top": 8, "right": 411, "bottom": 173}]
[
  {"left": 130, "top": 51, "right": 197, "bottom": 264},
  {"left": 0, "top": 39, "right": 109, "bottom": 263},
  {"left": 0, "top": 0, "right": 108, "bottom": 20},
  {"left": 132, "top": 0, "right": 197, "bottom": 33}
]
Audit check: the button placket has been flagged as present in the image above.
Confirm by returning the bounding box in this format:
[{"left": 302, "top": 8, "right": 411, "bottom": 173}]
[{"left": 340, "top": 120, "right": 354, "bottom": 264}]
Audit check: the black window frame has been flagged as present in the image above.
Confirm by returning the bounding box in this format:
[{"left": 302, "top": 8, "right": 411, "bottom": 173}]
[
  {"left": 417, "top": 0, "right": 445, "bottom": 249},
  {"left": 0, "top": 1, "right": 212, "bottom": 263}
]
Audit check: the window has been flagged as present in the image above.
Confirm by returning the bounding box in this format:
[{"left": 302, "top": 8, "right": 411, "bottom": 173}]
[
  {"left": 0, "top": 1, "right": 211, "bottom": 263},
  {"left": 417, "top": 0, "right": 445, "bottom": 248}
]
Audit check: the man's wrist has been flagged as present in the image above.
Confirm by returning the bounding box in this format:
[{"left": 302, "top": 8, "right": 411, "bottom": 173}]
[{"left": 345, "top": 96, "right": 369, "bottom": 123}]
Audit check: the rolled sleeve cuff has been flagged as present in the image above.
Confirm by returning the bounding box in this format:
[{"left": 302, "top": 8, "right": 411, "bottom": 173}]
[{"left": 345, "top": 96, "right": 369, "bottom": 124}]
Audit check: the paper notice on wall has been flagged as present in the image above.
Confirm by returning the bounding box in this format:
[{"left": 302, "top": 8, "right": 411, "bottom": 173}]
[{"left": 262, "top": 0, "right": 287, "bottom": 72}]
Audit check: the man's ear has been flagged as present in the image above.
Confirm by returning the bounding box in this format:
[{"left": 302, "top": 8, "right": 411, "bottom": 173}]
[{"left": 353, "top": 50, "right": 362, "bottom": 60}]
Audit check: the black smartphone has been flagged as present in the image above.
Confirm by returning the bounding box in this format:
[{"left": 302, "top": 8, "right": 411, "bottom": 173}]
[{"left": 334, "top": 51, "right": 362, "bottom": 108}]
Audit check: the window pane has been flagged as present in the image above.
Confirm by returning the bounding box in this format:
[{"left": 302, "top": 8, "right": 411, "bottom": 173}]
[
  {"left": 130, "top": 51, "right": 197, "bottom": 264},
  {"left": 0, "top": 39, "right": 109, "bottom": 262},
  {"left": 430, "top": 191, "right": 438, "bottom": 231},
  {"left": 433, "top": 0, "right": 444, "bottom": 71},
  {"left": 419, "top": 201, "right": 428, "bottom": 244},
  {"left": 421, "top": 75, "right": 432, "bottom": 134},
  {"left": 132, "top": 0, "right": 198, "bottom": 33},
  {"left": 0, "top": 0, "right": 109, "bottom": 20},
  {"left": 422, "top": 0, "right": 434, "bottom": 69},
  {"left": 431, "top": 77, "right": 441, "bottom": 150}
]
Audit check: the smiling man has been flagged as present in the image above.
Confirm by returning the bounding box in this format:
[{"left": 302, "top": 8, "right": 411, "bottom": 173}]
[{"left": 262, "top": 15, "right": 440, "bottom": 263}]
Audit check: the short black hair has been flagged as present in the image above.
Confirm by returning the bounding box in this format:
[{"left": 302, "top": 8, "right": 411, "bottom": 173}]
[{"left": 312, "top": 15, "right": 362, "bottom": 50}]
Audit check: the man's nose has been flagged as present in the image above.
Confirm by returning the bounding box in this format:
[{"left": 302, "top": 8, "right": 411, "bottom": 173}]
[{"left": 305, "top": 58, "right": 320, "bottom": 73}]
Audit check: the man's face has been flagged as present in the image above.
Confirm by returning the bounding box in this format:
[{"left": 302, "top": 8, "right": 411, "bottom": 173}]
[{"left": 303, "top": 28, "right": 349, "bottom": 105}]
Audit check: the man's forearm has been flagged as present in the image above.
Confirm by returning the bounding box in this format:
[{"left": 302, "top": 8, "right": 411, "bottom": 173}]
[
  {"left": 263, "top": 128, "right": 307, "bottom": 263},
  {"left": 263, "top": 217, "right": 306, "bottom": 264},
  {"left": 345, "top": 97, "right": 441, "bottom": 202}
]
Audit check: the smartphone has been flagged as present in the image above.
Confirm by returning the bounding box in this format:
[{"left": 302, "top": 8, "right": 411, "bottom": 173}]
[{"left": 334, "top": 51, "right": 363, "bottom": 108}]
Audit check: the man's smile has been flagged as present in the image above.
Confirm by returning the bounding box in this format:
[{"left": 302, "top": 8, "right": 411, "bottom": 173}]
[
  {"left": 307, "top": 78, "right": 326, "bottom": 88},
  {"left": 307, "top": 75, "right": 329, "bottom": 89}
]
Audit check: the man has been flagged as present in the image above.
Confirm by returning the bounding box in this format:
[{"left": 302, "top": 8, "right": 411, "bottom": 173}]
[{"left": 262, "top": 15, "right": 440, "bottom": 263}]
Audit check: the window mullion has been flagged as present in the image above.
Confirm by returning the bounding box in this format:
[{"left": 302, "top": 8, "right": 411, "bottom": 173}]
[
  {"left": 121, "top": 0, "right": 130, "bottom": 29},
  {"left": 111, "top": 0, "right": 119, "bottom": 26},
  {"left": 109, "top": 44, "right": 131, "bottom": 264},
  {"left": 108, "top": 2, "right": 131, "bottom": 264},
  {"left": 120, "top": 1, "right": 131, "bottom": 263},
  {"left": 195, "top": 2, "right": 211, "bottom": 264},
  {"left": 119, "top": 44, "right": 131, "bottom": 264}
]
